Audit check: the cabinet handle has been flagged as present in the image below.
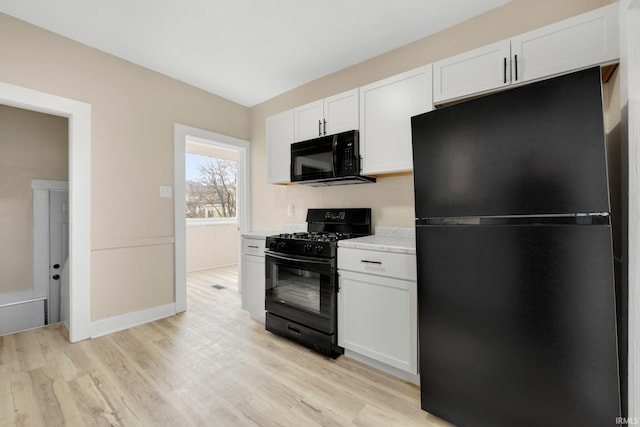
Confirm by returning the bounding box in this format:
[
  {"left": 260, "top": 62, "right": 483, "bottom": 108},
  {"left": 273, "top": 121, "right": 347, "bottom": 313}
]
[
  {"left": 247, "top": 245, "right": 259, "bottom": 248},
  {"left": 318, "top": 120, "right": 322, "bottom": 136},
  {"left": 323, "top": 119, "right": 327, "bottom": 135},
  {"left": 503, "top": 57, "right": 507, "bottom": 84},
  {"left": 514, "top": 54, "right": 518, "bottom": 81},
  {"left": 361, "top": 260, "right": 382, "bottom": 265}
]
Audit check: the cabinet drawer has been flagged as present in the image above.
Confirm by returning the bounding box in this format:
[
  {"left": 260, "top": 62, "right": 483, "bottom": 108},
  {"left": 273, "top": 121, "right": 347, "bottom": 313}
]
[
  {"left": 241, "top": 238, "right": 266, "bottom": 256},
  {"left": 338, "top": 247, "right": 416, "bottom": 281}
]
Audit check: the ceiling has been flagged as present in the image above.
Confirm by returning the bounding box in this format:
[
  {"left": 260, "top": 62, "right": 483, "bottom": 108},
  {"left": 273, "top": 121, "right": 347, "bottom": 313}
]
[{"left": 0, "top": 0, "right": 511, "bottom": 107}]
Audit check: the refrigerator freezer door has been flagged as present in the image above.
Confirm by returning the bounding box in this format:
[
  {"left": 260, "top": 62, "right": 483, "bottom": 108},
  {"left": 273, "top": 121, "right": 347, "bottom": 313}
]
[
  {"left": 411, "top": 67, "right": 610, "bottom": 219},
  {"left": 417, "top": 224, "right": 619, "bottom": 427}
]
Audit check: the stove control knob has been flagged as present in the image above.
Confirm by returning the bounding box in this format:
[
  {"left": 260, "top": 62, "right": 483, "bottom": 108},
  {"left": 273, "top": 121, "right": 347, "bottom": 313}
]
[
  {"left": 316, "top": 245, "right": 324, "bottom": 255},
  {"left": 304, "top": 244, "right": 313, "bottom": 253},
  {"left": 277, "top": 242, "right": 286, "bottom": 250},
  {"left": 269, "top": 241, "right": 276, "bottom": 250}
]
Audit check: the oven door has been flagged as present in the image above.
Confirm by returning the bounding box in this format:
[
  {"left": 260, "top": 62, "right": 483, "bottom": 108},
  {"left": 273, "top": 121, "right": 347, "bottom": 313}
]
[{"left": 265, "top": 250, "right": 336, "bottom": 333}]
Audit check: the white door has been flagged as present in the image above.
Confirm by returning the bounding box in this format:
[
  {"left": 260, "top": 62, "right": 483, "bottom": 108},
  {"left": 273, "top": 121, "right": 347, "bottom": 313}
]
[{"left": 48, "top": 190, "right": 68, "bottom": 324}]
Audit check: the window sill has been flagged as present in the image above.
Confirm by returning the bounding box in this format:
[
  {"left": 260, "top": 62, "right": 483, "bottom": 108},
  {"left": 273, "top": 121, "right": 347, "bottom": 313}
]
[{"left": 187, "top": 218, "right": 238, "bottom": 227}]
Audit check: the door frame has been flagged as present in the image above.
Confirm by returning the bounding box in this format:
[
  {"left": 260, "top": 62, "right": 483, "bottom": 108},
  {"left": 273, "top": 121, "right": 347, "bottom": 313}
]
[
  {"left": 0, "top": 82, "right": 91, "bottom": 342},
  {"left": 621, "top": 0, "right": 640, "bottom": 417},
  {"left": 173, "top": 123, "right": 251, "bottom": 312}
]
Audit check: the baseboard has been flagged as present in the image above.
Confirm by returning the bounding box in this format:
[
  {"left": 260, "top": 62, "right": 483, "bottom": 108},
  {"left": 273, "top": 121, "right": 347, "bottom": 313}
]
[
  {"left": 91, "top": 303, "right": 176, "bottom": 338},
  {"left": 344, "top": 349, "right": 420, "bottom": 385},
  {"left": 0, "top": 297, "right": 46, "bottom": 336}
]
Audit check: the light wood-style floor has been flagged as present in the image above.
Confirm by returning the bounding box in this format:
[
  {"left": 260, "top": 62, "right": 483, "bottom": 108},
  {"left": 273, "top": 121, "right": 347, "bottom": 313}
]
[{"left": 0, "top": 265, "right": 450, "bottom": 426}]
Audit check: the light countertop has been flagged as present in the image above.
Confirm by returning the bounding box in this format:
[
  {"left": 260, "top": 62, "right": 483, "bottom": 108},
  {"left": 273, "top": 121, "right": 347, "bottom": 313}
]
[
  {"left": 241, "top": 230, "right": 279, "bottom": 239},
  {"left": 242, "top": 226, "right": 416, "bottom": 255},
  {"left": 338, "top": 227, "right": 416, "bottom": 255},
  {"left": 241, "top": 223, "right": 306, "bottom": 240}
]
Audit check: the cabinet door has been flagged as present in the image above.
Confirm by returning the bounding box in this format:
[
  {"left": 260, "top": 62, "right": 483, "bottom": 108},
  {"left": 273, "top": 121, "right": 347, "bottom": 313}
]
[
  {"left": 359, "top": 65, "right": 433, "bottom": 175},
  {"left": 266, "top": 109, "right": 294, "bottom": 184},
  {"left": 433, "top": 40, "right": 511, "bottom": 104},
  {"left": 338, "top": 270, "right": 417, "bottom": 374},
  {"left": 241, "top": 253, "right": 266, "bottom": 323},
  {"left": 324, "top": 88, "right": 359, "bottom": 134},
  {"left": 294, "top": 99, "right": 324, "bottom": 141},
  {"left": 511, "top": 4, "right": 618, "bottom": 85}
]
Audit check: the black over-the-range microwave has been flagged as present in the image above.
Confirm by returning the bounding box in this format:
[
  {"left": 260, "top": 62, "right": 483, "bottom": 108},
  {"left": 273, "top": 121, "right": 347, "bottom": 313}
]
[{"left": 290, "top": 130, "right": 376, "bottom": 186}]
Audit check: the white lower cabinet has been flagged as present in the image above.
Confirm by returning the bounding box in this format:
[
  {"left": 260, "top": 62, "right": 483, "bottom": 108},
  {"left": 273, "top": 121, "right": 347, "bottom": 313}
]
[
  {"left": 338, "top": 247, "right": 417, "bottom": 379},
  {"left": 240, "top": 237, "right": 266, "bottom": 322}
]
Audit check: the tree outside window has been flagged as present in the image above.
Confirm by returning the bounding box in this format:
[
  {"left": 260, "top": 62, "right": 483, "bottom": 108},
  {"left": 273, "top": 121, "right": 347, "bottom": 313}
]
[{"left": 185, "top": 153, "right": 237, "bottom": 220}]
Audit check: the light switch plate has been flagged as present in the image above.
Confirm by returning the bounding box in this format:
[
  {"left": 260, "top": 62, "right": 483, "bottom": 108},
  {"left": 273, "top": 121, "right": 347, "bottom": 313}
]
[
  {"left": 160, "top": 186, "right": 172, "bottom": 198},
  {"left": 287, "top": 204, "right": 294, "bottom": 216}
]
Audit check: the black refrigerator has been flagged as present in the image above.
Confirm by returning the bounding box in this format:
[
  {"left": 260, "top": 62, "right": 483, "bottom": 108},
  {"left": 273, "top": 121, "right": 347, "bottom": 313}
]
[{"left": 411, "top": 67, "right": 620, "bottom": 427}]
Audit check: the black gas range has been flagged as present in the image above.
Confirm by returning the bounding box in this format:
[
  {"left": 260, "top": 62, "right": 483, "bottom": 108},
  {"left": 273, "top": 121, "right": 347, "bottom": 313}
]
[
  {"left": 267, "top": 231, "right": 360, "bottom": 258},
  {"left": 264, "top": 208, "right": 371, "bottom": 357}
]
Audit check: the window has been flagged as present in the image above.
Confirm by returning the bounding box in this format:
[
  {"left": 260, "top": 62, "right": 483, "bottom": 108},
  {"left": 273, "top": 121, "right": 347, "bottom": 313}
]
[{"left": 185, "top": 152, "right": 237, "bottom": 222}]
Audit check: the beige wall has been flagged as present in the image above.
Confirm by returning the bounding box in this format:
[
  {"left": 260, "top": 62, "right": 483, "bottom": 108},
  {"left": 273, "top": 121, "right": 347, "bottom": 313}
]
[
  {"left": 186, "top": 224, "right": 238, "bottom": 271},
  {"left": 0, "top": 13, "right": 250, "bottom": 320},
  {"left": 0, "top": 0, "right": 617, "bottom": 322},
  {"left": 0, "top": 105, "right": 68, "bottom": 295},
  {"left": 249, "top": 0, "right": 617, "bottom": 231}
]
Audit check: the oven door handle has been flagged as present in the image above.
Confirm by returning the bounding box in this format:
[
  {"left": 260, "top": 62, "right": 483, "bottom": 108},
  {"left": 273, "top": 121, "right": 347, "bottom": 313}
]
[{"left": 265, "top": 250, "right": 332, "bottom": 265}]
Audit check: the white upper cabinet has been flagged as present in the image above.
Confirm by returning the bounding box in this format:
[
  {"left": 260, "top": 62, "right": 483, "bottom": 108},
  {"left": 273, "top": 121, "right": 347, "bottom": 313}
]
[
  {"left": 324, "top": 89, "right": 359, "bottom": 135},
  {"left": 433, "top": 4, "right": 619, "bottom": 104},
  {"left": 294, "top": 88, "right": 359, "bottom": 142},
  {"left": 294, "top": 99, "right": 324, "bottom": 142},
  {"left": 359, "top": 65, "right": 433, "bottom": 175},
  {"left": 266, "top": 109, "right": 294, "bottom": 184},
  {"left": 433, "top": 40, "right": 511, "bottom": 105},
  {"left": 510, "top": 4, "right": 619, "bottom": 85}
]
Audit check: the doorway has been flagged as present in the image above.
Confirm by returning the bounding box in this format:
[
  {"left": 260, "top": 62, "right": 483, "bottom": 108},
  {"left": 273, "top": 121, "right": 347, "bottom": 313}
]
[
  {"left": 173, "top": 124, "right": 251, "bottom": 312},
  {"left": 0, "top": 103, "right": 68, "bottom": 336},
  {"left": 0, "top": 81, "right": 91, "bottom": 342}
]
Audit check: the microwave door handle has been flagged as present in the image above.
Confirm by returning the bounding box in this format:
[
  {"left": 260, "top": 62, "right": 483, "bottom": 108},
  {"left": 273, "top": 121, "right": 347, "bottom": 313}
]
[{"left": 332, "top": 135, "right": 339, "bottom": 177}]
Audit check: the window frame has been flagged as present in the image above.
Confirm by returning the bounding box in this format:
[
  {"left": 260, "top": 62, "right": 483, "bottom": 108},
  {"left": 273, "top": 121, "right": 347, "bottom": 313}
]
[{"left": 185, "top": 150, "right": 238, "bottom": 225}]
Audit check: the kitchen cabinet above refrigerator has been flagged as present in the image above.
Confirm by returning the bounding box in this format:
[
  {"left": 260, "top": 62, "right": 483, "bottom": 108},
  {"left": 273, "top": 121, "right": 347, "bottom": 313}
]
[{"left": 433, "top": 3, "right": 619, "bottom": 104}]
